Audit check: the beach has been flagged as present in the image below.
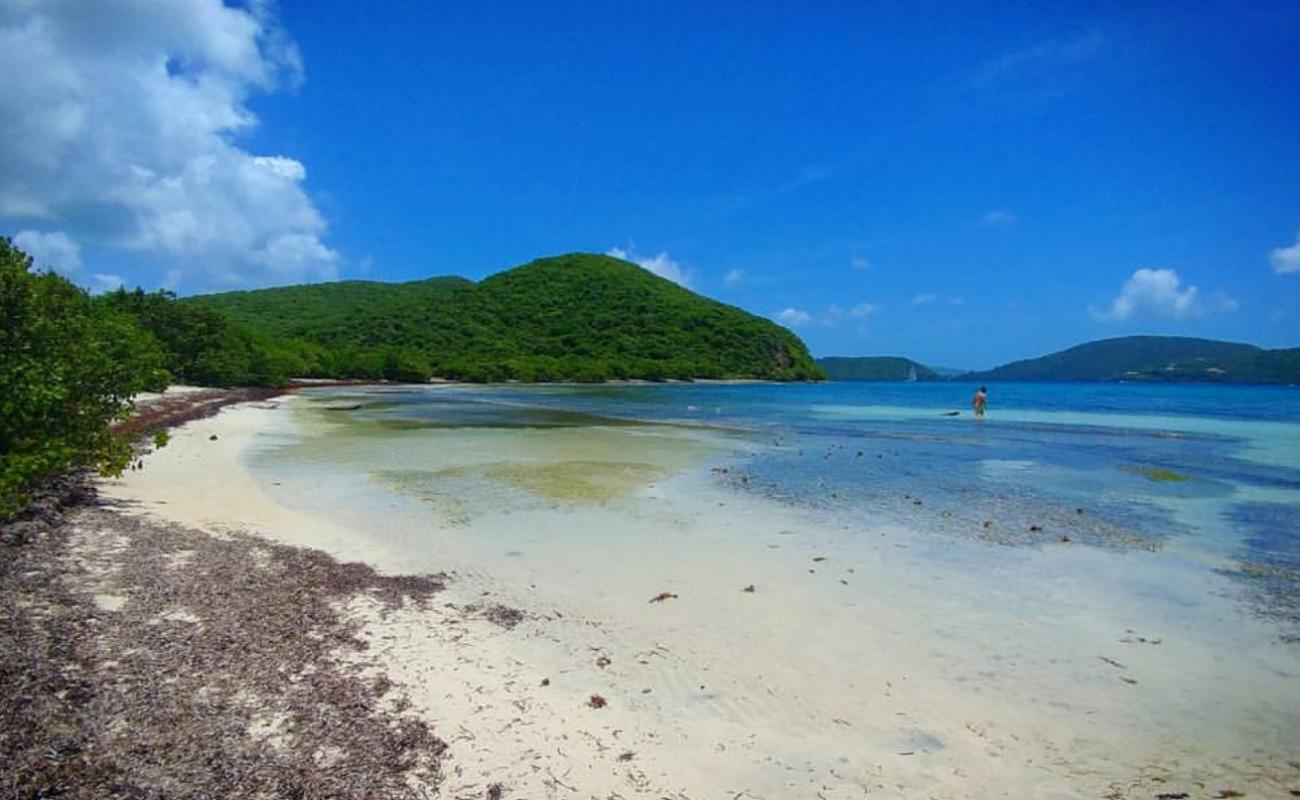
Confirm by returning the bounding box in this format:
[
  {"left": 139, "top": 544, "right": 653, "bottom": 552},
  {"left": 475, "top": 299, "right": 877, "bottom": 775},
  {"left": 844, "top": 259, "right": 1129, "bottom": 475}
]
[{"left": 52, "top": 385, "right": 1294, "bottom": 798}]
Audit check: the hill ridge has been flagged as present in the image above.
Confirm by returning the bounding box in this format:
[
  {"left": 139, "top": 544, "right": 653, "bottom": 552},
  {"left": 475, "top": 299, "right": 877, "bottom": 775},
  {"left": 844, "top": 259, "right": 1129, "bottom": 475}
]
[
  {"left": 190, "top": 252, "right": 823, "bottom": 383},
  {"left": 964, "top": 335, "right": 1297, "bottom": 385}
]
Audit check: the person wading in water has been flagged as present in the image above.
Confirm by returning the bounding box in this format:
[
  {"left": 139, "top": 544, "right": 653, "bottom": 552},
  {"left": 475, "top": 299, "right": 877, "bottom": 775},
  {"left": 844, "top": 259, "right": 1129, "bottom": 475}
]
[{"left": 972, "top": 386, "right": 988, "bottom": 418}]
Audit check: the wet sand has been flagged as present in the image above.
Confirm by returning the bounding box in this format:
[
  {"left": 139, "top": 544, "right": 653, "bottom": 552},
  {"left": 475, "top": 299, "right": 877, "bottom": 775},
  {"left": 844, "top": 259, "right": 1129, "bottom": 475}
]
[{"left": 88, "top": 395, "right": 1300, "bottom": 799}]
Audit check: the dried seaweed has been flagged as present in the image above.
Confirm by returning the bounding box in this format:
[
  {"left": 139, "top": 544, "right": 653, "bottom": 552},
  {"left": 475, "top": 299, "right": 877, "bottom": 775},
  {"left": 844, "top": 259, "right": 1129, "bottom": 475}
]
[
  {"left": 0, "top": 481, "right": 448, "bottom": 798},
  {"left": 471, "top": 603, "right": 526, "bottom": 629},
  {"left": 110, "top": 387, "right": 285, "bottom": 440}
]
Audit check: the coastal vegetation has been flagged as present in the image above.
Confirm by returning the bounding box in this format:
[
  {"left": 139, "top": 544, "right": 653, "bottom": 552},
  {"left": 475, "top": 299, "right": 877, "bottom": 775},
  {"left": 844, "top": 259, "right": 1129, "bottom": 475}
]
[{"left": 0, "top": 239, "right": 166, "bottom": 517}]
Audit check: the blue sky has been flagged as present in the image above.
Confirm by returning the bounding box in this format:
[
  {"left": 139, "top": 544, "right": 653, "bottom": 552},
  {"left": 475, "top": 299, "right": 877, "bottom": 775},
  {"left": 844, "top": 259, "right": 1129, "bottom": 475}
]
[{"left": 2, "top": 2, "right": 1298, "bottom": 368}]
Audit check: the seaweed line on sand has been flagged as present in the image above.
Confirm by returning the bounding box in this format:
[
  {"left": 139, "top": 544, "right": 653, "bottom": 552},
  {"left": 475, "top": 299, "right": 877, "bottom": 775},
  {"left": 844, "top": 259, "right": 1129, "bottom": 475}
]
[{"left": 1, "top": 476, "right": 452, "bottom": 799}]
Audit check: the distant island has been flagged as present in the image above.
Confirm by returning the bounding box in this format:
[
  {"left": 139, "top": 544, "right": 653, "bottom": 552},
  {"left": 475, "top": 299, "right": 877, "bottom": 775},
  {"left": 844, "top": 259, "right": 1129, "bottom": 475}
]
[
  {"left": 826, "top": 336, "right": 1300, "bottom": 385},
  {"left": 816, "top": 356, "right": 940, "bottom": 382},
  {"left": 963, "top": 336, "right": 1300, "bottom": 385}
]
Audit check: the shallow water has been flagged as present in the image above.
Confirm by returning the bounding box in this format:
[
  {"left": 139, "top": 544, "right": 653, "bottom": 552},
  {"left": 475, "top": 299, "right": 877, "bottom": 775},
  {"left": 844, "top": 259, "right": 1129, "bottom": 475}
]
[
  {"left": 272, "top": 381, "right": 1300, "bottom": 630},
  {"left": 239, "top": 381, "right": 1300, "bottom": 792}
]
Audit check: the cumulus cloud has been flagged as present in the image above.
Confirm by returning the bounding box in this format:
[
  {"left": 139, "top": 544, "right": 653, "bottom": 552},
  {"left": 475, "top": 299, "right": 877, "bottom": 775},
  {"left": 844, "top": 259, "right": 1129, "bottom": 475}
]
[
  {"left": 724, "top": 267, "right": 744, "bottom": 286},
  {"left": 980, "top": 209, "right": 1017, "bottom": 226},
  {"left": 13, "top": 229, "right": 81, "bottom": 273},
  {"left": 1271, "top": 232, "right": 1300, "bottom": 274},
  {"left": 1089, "top": 268, "right": 1235, "bottom": 321},
  {"left": 606, "top": 245, "right": 691, "bottom": 287},
  {"left": 849, "top": 302, "right": 880, "bottom": 318},
  {"left": 0, "top": 0, "right": 339, "bottom": 289},
  {"left": 775, "top": 307, "right": 812, "bottom": 327}
]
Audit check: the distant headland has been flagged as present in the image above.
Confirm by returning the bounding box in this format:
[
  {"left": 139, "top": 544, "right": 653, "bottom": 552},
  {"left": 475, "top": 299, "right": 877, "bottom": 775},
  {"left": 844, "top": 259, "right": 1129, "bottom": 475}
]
[{"left": 819, "top": 336, "right": 1300, "bottom": 385}]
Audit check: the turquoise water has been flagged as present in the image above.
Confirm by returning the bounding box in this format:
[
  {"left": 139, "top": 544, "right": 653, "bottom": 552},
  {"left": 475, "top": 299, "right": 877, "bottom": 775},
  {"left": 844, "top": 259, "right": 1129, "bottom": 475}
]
[{"left": 301, "top": 381, "right": 1300, "bottom": 635}]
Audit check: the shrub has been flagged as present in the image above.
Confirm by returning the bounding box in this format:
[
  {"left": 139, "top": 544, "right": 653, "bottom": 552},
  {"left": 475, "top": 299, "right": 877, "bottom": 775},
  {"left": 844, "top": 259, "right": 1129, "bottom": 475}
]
[{"left": 0, "top": 238, "right": 165, "bottom": 517}]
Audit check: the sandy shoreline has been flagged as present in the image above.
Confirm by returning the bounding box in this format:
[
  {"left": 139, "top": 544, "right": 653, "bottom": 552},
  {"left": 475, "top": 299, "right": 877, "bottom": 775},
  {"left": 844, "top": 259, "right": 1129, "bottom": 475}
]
[{"left": 9, "top": 391, "right": 1299, "bottom": 798}]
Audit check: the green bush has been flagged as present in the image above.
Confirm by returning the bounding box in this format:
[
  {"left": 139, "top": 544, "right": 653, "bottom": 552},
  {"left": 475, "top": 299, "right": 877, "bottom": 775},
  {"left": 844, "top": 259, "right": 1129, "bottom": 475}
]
[{"left": 0, "top": 238, "right": 165, "bottom": 517}]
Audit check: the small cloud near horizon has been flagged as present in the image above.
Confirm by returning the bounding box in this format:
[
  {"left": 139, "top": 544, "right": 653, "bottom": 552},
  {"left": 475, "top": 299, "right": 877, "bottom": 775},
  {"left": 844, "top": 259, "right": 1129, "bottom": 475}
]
[
  {"left": 92, "top": 273, "right": 124, "bottom": 293},
  {"left": 1271, "top": 231, "right": 1300, "bottom": 274},
  {"left": 775, "top": 307, "right": 813, "bottom": 327},
  {"left": 777, "top": 302, "right": 881, "bottom": 329},
  {"left": 13, "top": 229, "right": 82, "bottom": 273},
  {"left": 606, "top": 244, "right": 691, "bottom": 287},
  {"left": 724, "top": 267, "right": 745, "bottom": 286},
  {"left": 1089, "top": 267, "right": 1236, "bottom": 322}
]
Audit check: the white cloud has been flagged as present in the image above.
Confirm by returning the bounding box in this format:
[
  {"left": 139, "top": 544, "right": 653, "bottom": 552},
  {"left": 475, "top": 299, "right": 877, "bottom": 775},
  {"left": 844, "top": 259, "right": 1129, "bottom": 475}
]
[
  {"left": 980, "top": 209, "right": 1017, "bottom": 226},
  {"left": 13, "top": 229, "right": 81, "bottom": 273},
  {"left": 788, "top": 302, "right": 882, "bottom": 329},
  {"left": 92, "top": 273, "right": 124, "bottom": 292},
  {"left": 779, "top": 164, "right": 833, "bottom": 193},
  {"left": 606, "top": 245, "right": 691, "bottom": 287},
  {"left": 1211, "top": 291, "right": 1239, "bottom": 313},
  {"left": 850, "top": 256, "right": 871, "bottom": 271},
  {"left": 724, "top": 267, "right": 744, "bottom": 286},
  {"left": 1089, "top": 268, "right": 1235, "bottom": 321},
  {"left": 775, "top": 307, "right": 813, "bottom": 327},
  {"left": 0, "top": 1, "right": 338, "bottom": 289},
  {"left": 910, "top": 293, "right": 964, "bottom": 307},
  {"left": 974, "top": 31, "right": 1106, "bottom": 89},
  {"left": 1271, "top": 231, "right": 1300, "bottom": 274}
]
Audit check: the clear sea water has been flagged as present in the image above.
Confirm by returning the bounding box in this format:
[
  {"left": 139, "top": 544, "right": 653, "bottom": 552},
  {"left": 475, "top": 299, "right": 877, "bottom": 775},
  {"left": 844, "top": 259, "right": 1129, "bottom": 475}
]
[{"left": 294, "top": 380, "right": 1300, "bottom": 635}]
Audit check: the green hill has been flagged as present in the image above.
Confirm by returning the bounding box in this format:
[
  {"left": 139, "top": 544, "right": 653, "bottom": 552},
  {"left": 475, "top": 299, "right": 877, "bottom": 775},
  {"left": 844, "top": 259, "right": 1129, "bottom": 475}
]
[
  {"left": 965, "top": 336, "right": 1300, "bottom": 385},
  {"left": 816, "top": 356, "right": 939, "bottom": 381},
  {"left": 189, "top": 253, "right": 823, "bottom": 382}
]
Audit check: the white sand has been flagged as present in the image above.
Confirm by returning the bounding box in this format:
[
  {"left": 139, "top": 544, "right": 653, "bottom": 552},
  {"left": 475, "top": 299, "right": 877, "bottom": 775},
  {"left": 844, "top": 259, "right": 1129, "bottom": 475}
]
[{"left": 102, "top": 397, "right": 1300, "bottom": 798}]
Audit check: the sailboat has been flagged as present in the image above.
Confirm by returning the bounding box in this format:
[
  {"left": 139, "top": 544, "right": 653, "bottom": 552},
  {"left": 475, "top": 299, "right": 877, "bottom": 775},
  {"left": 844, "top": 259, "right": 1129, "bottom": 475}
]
[{"left": 906, "top": 365, "right": 918, "bottom": 382}]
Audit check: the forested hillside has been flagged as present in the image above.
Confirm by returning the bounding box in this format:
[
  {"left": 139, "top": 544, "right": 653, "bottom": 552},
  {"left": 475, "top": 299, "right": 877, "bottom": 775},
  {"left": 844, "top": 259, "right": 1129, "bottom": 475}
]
[{"left": 191, "top": 253, "right": 823, "bottom": 382}]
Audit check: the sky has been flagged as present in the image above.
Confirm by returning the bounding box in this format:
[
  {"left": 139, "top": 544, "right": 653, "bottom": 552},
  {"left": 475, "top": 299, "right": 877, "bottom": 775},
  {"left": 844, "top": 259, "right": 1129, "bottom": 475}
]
[{"left": 2, "top": 1, "right": 1299, "bottom": 369}]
